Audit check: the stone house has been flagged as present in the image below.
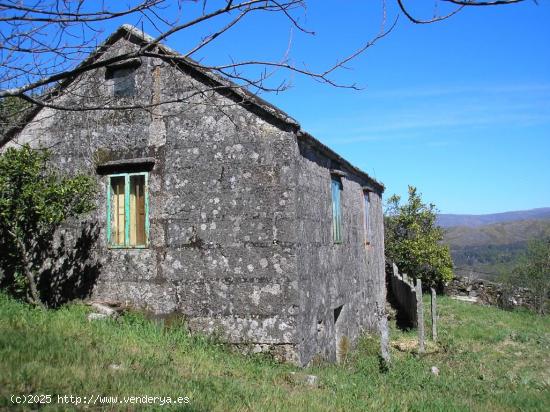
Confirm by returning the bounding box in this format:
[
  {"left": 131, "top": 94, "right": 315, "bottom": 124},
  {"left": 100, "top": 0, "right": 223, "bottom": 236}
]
[{"left": 3, "top": 25, "right": 385, "bottom": 365}]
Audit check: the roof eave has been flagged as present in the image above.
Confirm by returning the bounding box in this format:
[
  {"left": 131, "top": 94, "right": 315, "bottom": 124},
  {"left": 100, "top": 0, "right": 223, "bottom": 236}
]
[{"left": 297, "top": 131, "right": 385, "bottom": 193}]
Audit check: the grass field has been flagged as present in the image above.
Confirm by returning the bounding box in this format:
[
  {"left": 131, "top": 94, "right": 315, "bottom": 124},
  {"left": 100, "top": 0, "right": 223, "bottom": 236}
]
[{"left": 1, "top": 293, "right": 549, "bottom": 411}]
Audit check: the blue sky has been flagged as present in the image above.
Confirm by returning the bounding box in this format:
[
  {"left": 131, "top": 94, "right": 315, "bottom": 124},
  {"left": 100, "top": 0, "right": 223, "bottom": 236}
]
[
  {"left": 162, "top": 0, "right": 549, "bottom": 214},
  {"left": 259, "top": 1, "right": 550, "bottom": 215},
  {"left": 10, "top": 1, "right": 550, "bottom": 214}
]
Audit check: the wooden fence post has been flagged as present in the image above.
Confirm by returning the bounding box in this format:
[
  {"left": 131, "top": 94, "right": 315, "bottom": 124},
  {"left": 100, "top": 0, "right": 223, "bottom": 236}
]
[
  {"left": 416, "top": 278, "right": 425, "bottom": 353},
  {"left": 431, "top": 287, "right": 437, "bottom": 342}
]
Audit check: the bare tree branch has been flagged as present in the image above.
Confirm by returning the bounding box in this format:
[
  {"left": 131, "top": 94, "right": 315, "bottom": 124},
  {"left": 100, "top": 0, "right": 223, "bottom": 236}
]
[
  {"left": 444, "top": 0, "right": 528, "bottom": 6},
  {"left": 397, "top": 0, "right": 530, "bottom": 24},
  {"left": 0, "top": 0, "right": 536, "bottom": 121},
  {"left": 0, "top": 1, "right": 165, "bottom": 23},
  {"left": 397, "top": 0, "right": 464, "bottom": 24}
]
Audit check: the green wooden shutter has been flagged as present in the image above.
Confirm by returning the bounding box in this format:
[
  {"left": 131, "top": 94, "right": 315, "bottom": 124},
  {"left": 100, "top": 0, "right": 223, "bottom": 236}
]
[{"left": 331, "top": 176, "right": 343, "bottom": 243}]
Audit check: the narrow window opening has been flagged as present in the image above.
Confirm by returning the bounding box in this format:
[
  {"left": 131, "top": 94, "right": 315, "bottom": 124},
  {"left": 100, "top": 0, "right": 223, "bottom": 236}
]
[
  {"left": 333, "top": 305, "right": 343, "bottom": 324},
  {"left": 331, "top": 175, "right": 343, "bottom": 244}
]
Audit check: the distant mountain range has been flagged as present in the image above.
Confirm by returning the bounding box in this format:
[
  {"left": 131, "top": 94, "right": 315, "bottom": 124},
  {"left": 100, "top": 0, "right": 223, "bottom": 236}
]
[
  {"left": 437, "top": 207, "right": 550, "bottom": 228},
  {"left": 438, "top": 208, "right": 550, "bottom": 281}
]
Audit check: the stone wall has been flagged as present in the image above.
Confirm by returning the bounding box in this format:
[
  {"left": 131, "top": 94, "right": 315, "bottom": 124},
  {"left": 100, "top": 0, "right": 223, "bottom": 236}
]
[
  {"left": 445, "top": 276, "right": 535, "bottom": 310},
  {"left": 9, "top": 35, "right": 301, "bottom": 359},
  {"left": 294, "top": 138, "right": 385, "bottom": 365}
]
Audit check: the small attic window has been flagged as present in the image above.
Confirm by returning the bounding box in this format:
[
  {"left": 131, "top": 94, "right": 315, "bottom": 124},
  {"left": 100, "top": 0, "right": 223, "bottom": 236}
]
[
  {"left": 105, "top": 58, "right": 141, "bottom": 97},
  {"left": 110, "top": 68, "right": 135, "bottom": 97}
]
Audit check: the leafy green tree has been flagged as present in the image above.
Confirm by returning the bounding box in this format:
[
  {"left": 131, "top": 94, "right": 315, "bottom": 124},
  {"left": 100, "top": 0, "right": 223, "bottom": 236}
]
[
  {"left": 385, "top": 186, "right": 453, "bottom": 288},
  {"left": 0, "top": 145, "right": 96, "bottom": 307},
  {"left": 507, "top": 238, "right": 549, "bottom": 315},
  {"left": 0, "top": 97, "right": 31, "bottom": 137}
]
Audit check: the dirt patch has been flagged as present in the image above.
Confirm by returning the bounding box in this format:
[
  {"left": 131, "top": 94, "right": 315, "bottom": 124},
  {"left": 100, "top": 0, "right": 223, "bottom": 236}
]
[{"left": 392, "top": 338, "right": 440, "bottom": 354}]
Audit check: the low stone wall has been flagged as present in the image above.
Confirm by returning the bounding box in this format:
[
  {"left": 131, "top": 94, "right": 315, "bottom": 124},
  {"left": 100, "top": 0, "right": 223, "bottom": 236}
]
[
  {"left": 388, "top": 262, "right": 420, "bottom": 328},
  {"left": 445, "top": 276, "right": 534, "bottom": 310}
]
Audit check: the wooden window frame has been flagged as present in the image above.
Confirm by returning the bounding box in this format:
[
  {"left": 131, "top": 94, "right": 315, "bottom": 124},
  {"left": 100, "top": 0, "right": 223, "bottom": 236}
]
[
  {"left": 331, "top": 175, "right": 343, "bottom": 244},
  {"left": 106, "top": 172, "right": 149, "bottom": 248}
]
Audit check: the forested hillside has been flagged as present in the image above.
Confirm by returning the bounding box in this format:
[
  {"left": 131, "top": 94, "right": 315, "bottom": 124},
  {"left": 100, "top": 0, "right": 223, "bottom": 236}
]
[
  {"left": 438, "top": 208, "right": 550, "bottom": 228},
  {"left": 442, "top": 218, "right": 550, "bottom": 280}
]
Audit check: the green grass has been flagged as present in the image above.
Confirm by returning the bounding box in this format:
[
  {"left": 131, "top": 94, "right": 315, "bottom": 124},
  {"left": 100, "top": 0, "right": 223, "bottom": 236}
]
[{"left": 1, "top": 294, "right": 549, "bottom": 411}]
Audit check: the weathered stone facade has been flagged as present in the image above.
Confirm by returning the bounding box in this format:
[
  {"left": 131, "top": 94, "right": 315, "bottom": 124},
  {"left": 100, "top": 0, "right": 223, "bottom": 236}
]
[{"left": 4, "top": 25, "right": 385, "bottom": 365}]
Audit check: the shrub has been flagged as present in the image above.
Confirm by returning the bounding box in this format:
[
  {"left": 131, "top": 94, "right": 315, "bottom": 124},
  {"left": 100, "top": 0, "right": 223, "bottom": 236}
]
[
  {"left": 385, "top": 186, "right": 453, "bottom": 288},
  {"left": 0, "top": 145, "right": 96, "bottom": 307},
  {"left": 505, "top": 238, "right": 549, "bottom": 315}
]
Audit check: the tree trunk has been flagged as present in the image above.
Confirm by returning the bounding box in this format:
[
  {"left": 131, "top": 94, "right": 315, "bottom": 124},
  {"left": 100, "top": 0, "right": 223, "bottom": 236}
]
[
  {"left": 15, "top": 237, "right": 44, "bottom": 308},
  {"left": 22, "top": 261, "right": 43, "bottom": 308}
]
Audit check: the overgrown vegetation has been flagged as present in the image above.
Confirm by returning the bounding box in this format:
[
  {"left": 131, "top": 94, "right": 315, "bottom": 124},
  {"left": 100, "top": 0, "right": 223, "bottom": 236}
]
[
  {"left": 385, "top": 186, "right": 453, "bottom": 288},
  {"left": 504, "top": 238, "right": 550, "bottom": 315},
  {"left": 0, "top": 145, "right": 96, "bottom": 307},
  {"left": 0, "top": 96, "right": 32, "bottom": 137},
  {"left": 1, "top": 293, "right": 548, "bottom": 411}
]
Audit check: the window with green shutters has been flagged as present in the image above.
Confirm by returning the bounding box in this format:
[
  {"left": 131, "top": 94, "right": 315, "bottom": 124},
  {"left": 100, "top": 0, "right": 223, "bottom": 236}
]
[
  {"left": 331, "top": 176, "right": 343, "bottom": 244},
  {"left": 107, "top": 172, "right": 149, "bottom": 248},
  {"left": 364, "top": 190, "right": 371, "bottom": 245}
]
